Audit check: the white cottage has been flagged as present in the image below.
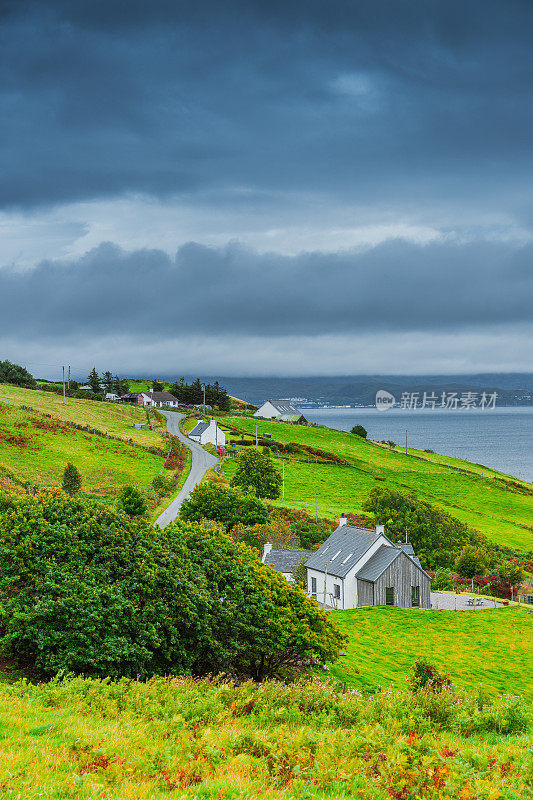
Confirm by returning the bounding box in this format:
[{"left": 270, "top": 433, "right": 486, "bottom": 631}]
[
  {"left": 139, "top": 391, "right": 180, "bottom": 408},
  {"left": 188, "top": 419, "right": 226, "bottom": 447}
]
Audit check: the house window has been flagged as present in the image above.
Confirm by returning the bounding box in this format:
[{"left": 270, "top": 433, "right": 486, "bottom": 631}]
[
  {"left": 311, "top": 577, "right": 317, "bottom": 596},
  {"left": 411, "top": 585, "right": 420, "bottom": 607},
  {"left": 333, "top": 583, "right": 341, "bottom": 599},
  {"left": 385, "top": 587, "right": 394, "bottom": 605}
]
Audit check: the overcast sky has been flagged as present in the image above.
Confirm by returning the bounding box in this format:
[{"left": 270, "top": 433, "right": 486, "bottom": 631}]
[{"left": 1, "top": 0, "right": 532, "bottom": 378}]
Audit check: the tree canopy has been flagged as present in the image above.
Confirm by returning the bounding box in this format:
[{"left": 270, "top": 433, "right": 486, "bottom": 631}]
[
  {"left": 180, "top": 481, "right": 269, "bottom": 529},
  {"left": 231, "top": 449, "right": 282, "bottom": 499},
  {"left": 0, "top": 360, "right": 35, "bottom": 389},
  {"left": 350, "top": 424, "right": 367, "bottom": 438},
  {"left": 362, "top": 487, "right": 491, "bottom": 569},
  {"left": 0, "top": 491, "right": 343, "bottom": 680}
]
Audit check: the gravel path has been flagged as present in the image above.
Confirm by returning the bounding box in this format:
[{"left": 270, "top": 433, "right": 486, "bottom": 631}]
[{"left": 431, "top": 591, "right": 503, "bottom": 611}]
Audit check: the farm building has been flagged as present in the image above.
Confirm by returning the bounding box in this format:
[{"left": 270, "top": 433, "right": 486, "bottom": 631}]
[
  {"left": 253, "top": 400, "right": 308, "bottom": 424},
  {"left": 305, "top": 517, "right": 431, "bottom": 609},
  {"left": 188, "top": 419, "right": 226, "bottom": 447}
]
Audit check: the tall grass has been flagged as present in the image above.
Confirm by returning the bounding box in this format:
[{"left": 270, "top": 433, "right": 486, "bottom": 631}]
[{"left": 0, "top": 675, "right": 529, "bottom": 798}]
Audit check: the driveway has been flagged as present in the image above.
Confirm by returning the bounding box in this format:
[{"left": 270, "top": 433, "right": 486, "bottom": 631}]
[
  {"left": 431, "top": 591, "right": 503, "bottom": 611},
  {"left": 155, "top": 411, "right": 218, "bottom": 528}
]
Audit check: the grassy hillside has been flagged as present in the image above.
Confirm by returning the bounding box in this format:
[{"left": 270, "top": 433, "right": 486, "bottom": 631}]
[
  {"left": 0, "top": 674, "right": 529, "bottom": 799},
  {"left": 220, "top": 416, "right": 533, "bottom": 550},
  {"left": 0, "top": 384, "right": 164, "bottom": 448},
  {"left": 0, "top": 402, "right": 164, "bottom": 497},
  {"left": 330, "top": 606, "right": 533, "bottom": 700}
]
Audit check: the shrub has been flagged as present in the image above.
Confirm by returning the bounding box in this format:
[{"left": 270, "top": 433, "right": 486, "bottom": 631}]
[
  {"left": 116, "top": 486, "right": 147, "bottom": 517},
  {"left": 180, "top": 481, "right": 269, "bottom": 530},
  {"left": 350, "top": 424, "right": 367, "bottom": 438},
  {"left": 455, "top": 545, "right": 488, "bottom": 578},
  {"left": 409, "top": 658, "right": 451, "bottom": 693},
  {"left": 61, "top": 462, "right": 82, "bottom": 496}
]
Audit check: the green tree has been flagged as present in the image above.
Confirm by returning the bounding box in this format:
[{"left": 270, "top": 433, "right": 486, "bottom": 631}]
[
  {"left": 362, "top": 487, "right": 491, "bottom": 569},
  {"left": 180, "top": 481, "right": 269, "bottom": 530},
  {"left": 350, "top": 424, "right": 367, "bottom": 438},
  {"left": 496, "top": 560, "right": 525, "bottom": 589},
  {"left": 454, "top": 545, "right": 488, "bottom": 578},
  {"left": 102, "top": 371, "right": 114, "bottom": 393},
  {"left": 87, "top": 367, "right": 100, "bottom": 393},
  {"left": 0, "top": 492, "right": 343, "bottom": 680},
  {"left": 0, "top": 360, "right": 36, "bottom": 388},
  {"left": 152, "top": 380, "right": 163, "bottom": 392},
  {"left": 163, "top": 519, "right": 345, "bottom": 680},
  {"left": 62, "top": 463, "right": 82, "bottom": 496},
  {"left": 117, "top": 486, "right": 147, "bottom": 517},
  {"left": 231, "top": 449, "right": 282, "bottom": 499}
]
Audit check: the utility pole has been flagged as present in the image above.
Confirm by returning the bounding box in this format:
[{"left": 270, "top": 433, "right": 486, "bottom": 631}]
[
  {"left": 62, "top": 366, "right": 66, "bottom": 404},
  {"left": 323, "top": 561, "right": 328, "bottom": 609},
  {"left": 405, "top": 429, "right": 408, "bottom": 456},
  {"left": 255, "top": 422, "right": 258, "bottom": 449},
  {"left": 282, "top": 460, "right": 285, "bottom": 499},
  {"left": 315, "top": 488, "right": 318, "bottom": 521},
  {"left": 202, "top": 383, "right": 206, "bottom": 417},
  {"left": 67, "top": 365, "right": 70, "bottom": 389}
]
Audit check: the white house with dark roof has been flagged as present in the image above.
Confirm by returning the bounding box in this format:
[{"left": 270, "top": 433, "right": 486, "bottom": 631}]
[
  {"left": 253, "top": 400, "right": 308, "bottom": 424},
  {"left": 304, "top": 516, "right": 430, "bottom": 609},
  {"left": 139, "top": 391, "right": 180, "bottom": 408},
  {"left": 188, "top": 419, "right": 226, "bottom": 447},
  {"left": 261, "top": 543, "right": 314, "bottom": 582}
]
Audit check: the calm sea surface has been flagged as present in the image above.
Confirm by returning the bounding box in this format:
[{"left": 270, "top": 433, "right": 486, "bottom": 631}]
[{"left": 301, "top": 406, "right": 533, "bottom": 483}]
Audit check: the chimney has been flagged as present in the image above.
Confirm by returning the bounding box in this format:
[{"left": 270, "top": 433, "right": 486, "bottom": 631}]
[
  {"left": 376, "top": 524, "right": 385, "bottom": 535},
  {"left": 339, "top": 514, "right": 347, "bottom": 527},
  {"left": 262, "top": 542, "right": 272, "bottom": 562}
]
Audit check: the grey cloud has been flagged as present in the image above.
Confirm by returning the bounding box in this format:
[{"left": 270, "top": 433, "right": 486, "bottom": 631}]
[
  {"left": 2, "top": 1, "right": 533, "bottom": 215},
  {"left": 1, "top": 239, "right": 531, "bottom": 339}
]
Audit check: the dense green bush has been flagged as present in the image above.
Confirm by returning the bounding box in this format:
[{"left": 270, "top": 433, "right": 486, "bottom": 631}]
[
  {"left": 61, "top": 462, "right": 82, "bottom": 496},
  {"left": 116, "top": 485, "right": 147, "bottom": 517},
  {"left": 0, "top": 492, "right": 342, "bottom": 680},
  {"left": 180, "top": 480, "right": 269, "bottom": 529},
  {"left": 231, "top": 448, "right": 282, "bottom": 499},
  {"left": 0, "top": 360, "right": 35, "bottom": 388},
  {"left": 363, "top": 487, "right": 492, "bottom": 569}
]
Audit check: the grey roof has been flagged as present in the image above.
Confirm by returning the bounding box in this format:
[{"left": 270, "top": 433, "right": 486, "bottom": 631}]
[
  {"left": 356, "top": 545, "right": 400, "bottom": 581},
  {"left": 145, "top": 391, "right": 178, "bottom": 402},
  {"left": 189, "top": 421, "right": 210, "bottom": 437},
  {"left": 264, "top": 550, "right": 313, "bottom": 574},
  {"left": 266, "top": 400, "right": 300, "bottom": 415},
  {"left": 399, "top": 542, "right": 415, "bottom": 556},
  {"left": 305, "top": 525, "right": 380, "bottom": 578}
]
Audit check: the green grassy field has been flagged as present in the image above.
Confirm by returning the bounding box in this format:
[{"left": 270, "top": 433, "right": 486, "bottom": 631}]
[
  {"left": 0, "top": 402, "right": 164, "bottom": 496},
  {"left": 329, "top": 605, "right": 533, "bottom": 699},
  {"left": 0, "top": 384, "right": 164, "bottom": 448},
  {"left": 220, "top": 417, "right": 533, "bottom": 550},
  {"left": 0, "top": 674, "right": 529, "bottom": 799}
]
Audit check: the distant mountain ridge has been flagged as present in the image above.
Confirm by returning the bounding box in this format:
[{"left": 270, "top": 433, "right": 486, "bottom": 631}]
[{"left": 129, "top": 373, "right": 533, "bottom": 407}]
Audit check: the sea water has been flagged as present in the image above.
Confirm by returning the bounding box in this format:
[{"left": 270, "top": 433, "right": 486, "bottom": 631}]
[{"left": 301, "top": 406, "right": 533, "bottom": 483}]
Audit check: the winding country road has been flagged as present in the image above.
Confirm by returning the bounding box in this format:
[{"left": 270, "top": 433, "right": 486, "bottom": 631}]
[{"left": 155, "top": 411, "right": 218, "bottom": 528}]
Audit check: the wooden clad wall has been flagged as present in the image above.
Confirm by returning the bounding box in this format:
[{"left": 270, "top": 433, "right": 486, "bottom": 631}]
[
  {"left": 357, "top": 579, "right": 375, "bottom": 606},
  {"left": 374, "top": 552, "right": 431, "bottom": 609}
]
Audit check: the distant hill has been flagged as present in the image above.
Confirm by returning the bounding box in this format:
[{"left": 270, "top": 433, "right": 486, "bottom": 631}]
[{"left": 126, "top": 373, "right": 533, "bottom": 407}]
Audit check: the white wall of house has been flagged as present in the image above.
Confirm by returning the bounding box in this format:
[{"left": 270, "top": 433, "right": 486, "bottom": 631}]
[
  {"left": 306, "top": 532, "right": 394, "bottom": 609},
  {"left": 253, "top": 401, "right": 280, "bottom": 419},
  {"left": 189, "top": 420, "right": 226, "bottom": 447}
]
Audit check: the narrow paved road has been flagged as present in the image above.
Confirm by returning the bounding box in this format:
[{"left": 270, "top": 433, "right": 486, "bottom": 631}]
[{"left": 155, "top": 411, "right": 218, "bottom": 528}]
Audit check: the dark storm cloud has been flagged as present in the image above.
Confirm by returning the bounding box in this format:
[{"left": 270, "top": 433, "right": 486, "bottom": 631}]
[
  {"left": 2, "top": 0, "right": 533, "bottom": 210},
  {"left": 1, "top": 238, "right": 531, "bottom": 338}
]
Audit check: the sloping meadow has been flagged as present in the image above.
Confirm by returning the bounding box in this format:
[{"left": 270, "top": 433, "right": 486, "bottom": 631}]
[{"left": 0, "top": 675, "right": 530, "bottom": 799}]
